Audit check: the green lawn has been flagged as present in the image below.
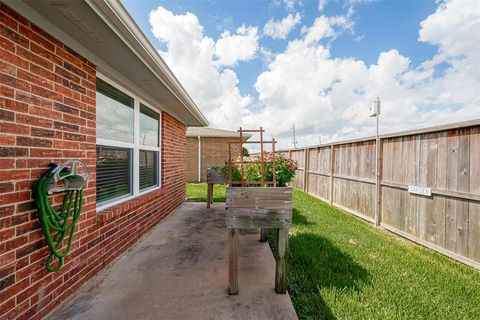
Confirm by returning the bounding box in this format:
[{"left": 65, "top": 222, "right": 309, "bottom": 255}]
[
  {"left": 186, "top": 183, "right": 480, "bottom": 319},
  {"left": 186, "top": 182, "right": 226, "bottom": 202}
]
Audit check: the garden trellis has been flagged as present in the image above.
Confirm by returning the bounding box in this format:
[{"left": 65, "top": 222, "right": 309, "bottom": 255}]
[{"left": 227, "top": 127, "right": 277, "bottom": 188}]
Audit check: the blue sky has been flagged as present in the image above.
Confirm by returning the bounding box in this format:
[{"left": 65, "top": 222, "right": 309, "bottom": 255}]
[
  {"left": 122, "top": 0, "right": 479, "bottom": 148},
  {"left": 124, "top": 0, "right": 437, "bottom": 96}
]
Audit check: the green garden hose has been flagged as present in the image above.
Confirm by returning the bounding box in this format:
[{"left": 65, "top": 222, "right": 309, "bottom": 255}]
[{"left": 34, "top": 171, "right": 84, "bottom": 272}]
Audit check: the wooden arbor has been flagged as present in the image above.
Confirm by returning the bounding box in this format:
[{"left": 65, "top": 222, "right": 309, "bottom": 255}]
[{"left": 225, "top": 127, "right": 292, "bottom": 295}]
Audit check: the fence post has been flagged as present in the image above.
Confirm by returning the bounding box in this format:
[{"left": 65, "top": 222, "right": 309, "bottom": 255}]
[
  {"left": 329, "top": 145, "right": 335, "bottom": 204},
  {"left": 303, "top": 148, "right": 309, "bottom": 193},
  {"left": 375, "top": 138, "right": 383, "bottom": 226}
]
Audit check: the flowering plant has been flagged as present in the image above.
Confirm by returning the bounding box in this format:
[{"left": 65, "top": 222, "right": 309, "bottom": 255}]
[{"left": 222, "top": 152, "right": 297, "bottom": 187}]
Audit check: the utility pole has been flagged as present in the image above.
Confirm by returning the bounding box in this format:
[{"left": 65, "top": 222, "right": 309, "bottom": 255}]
[{"left": 292, "top": 124, "right": 298, "bottom": 149}]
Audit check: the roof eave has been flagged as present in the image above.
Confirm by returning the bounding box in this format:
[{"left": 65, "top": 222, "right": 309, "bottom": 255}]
[
  {"left": 187, "top": 135, "right": 252, "bottom": 139},
  {"left": 86, "top": 0, "right": 209, "bottom": 126}
]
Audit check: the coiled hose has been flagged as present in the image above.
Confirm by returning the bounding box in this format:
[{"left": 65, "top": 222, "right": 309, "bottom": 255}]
[{"left": 34, "top": 173, "right": 83, "bottom": 272}]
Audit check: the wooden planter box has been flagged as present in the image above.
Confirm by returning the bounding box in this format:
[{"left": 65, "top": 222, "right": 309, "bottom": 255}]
[{"left": 226, "top": 187, "right": 293, "bottom": 294}]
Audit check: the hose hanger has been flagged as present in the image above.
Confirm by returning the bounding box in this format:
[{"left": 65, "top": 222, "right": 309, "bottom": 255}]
[
  {"left": 34, "top": 159, "right": 90, "bottom": 272},
  {"left": 46, "top": 159, "right": 90, "bottom": 194}
]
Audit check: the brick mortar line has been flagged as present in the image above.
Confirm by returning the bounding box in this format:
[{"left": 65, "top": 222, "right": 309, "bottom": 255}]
[
  {"left": 0, "top": 120, "right": 96, "bottom": 137},
  {"left": 0, "top": 27, "right": 97, "bottom": 80},
  {"left": 0, "top": 40, "right": 96, "bottom": 88},
  {"left": 0, "top": 81, "right": 96, "bottom": 115},
  {"left": 1, "top": 103, "right": 96, "bottom": 128},
  {"left": 1, "top": 17, "right": 76, "bottom": 65}
]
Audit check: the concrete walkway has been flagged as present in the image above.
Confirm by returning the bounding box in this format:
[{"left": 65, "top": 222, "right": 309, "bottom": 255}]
[{"left": 47, "top": 202, "right": 298, "bottom": 320}]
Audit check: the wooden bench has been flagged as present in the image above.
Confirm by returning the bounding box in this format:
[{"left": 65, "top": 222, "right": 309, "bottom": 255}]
[{"left": 226, "top": 187, "right": 292, "bottom": 294}]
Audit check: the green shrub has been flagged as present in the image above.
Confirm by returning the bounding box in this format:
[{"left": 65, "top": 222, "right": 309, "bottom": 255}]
[{"left": 222, "top": 152, "right": 297, "bottom": 187}]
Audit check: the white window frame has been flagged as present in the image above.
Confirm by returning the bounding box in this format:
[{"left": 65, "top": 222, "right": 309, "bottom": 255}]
[
  {"left": 96, "top": 73, "right": 162, "bottom": 212},
  {"left": 138, "top": 104, "right": 161, "bottom": 192}
]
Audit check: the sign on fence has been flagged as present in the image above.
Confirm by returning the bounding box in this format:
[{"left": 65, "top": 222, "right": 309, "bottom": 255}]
[{"left": 408, "top": 185, "right": 432, "bottom": 196}]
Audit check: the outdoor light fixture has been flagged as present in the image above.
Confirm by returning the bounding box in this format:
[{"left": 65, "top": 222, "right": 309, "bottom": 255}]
[{"left": 369, "top": 97, "right": 381, "bottom": 117}]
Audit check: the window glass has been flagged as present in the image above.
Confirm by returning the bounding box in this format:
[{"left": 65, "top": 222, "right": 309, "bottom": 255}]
[
  {"left": 96, "top": 78, "right": 134, "bottom": 143},
  {"left": 139, "top": 150, "right": 158, "bottom": 190},
  {"left": 96, "top": 146, "right": 131, "bottom": 203},
  {"left": 95, "top": 77, "right": 162, "bottom": 208},
  {"left": 140, "top": 105, "right": 159, "bottom": 147}
]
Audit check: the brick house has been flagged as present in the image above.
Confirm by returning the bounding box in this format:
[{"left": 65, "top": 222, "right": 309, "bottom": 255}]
[
  {"left": 0, "top": 1, "right": 208, "bottom": 319},
  {"left": 186, "top": 127, "right": 251, "bottom": 182}
]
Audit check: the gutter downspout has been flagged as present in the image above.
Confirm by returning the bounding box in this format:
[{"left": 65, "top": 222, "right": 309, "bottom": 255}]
[{"left": 198, "top": 136, "right": 201, "bottom": 182}]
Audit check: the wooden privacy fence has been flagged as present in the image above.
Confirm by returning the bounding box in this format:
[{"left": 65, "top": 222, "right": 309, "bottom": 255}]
[{"left": 283, "top": 120, "right": 480, "bottom": 269}]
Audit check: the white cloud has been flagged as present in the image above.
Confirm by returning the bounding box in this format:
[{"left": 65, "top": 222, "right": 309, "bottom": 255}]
[
  {"left": 354, "top": 34, "right": 365, "bottom": 41},
  {"left": 302, "top": 13, "right": 354, "bottom": 45},
  {"left": 249, "top": 0, "right": 480, "bottom": 148},
  {"left": 264, "top": 13, "right": 301, "bottom": 39},
  {"left": 318, "top": 0, "right": 328, "bottom": 11},
  {"left": 215, "top": 24, "right": 259, "bottom": 66},
  {"left": 419, "top": 0, "right": 480, "bottom": 61},
  {"left": 149, "top": 1, "right": 479, "bottom": 150},
  {"left": 284, "top": 0, "right": 295, "bottom": 10},
  {"left": 318, "top": 0, "right": 374, "bottom": 12},
  {"left": 258, "top": 47, "right": 275, "bottom": 65},
  {"left": 148, "top": 7, "right": 253, "bottom": 128},
  {"left": 275, "top": 0, "right": 301, "bottom": 11}
]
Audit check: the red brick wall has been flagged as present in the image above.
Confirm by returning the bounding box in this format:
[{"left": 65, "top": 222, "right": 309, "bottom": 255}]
[
  {"left": 186, "top": 137, "right": 199, "bottom": 182},
  {"left": 186, "top": 137, "right": 241, "bottom": 182},
  {"left": 0, "top": 4, "right": 186, "bottom": 319}
]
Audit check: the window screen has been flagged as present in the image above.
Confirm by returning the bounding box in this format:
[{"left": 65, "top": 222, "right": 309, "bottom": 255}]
[
  {"left": 96, "top": 146, "right": 132, "bottom": 203},
  {"left": 139, "top": 150, "right": 158, "bottom": 190}
]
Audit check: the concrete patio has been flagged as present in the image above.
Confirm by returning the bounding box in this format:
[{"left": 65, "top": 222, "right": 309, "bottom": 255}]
[{"left": 47, "top": 202, "right": 298, "bottom": 320}]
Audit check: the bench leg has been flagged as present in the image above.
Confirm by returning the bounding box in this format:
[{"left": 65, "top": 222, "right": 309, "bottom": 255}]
[
  {"left": 210, "top": 184, "right": 214, "bottom": 204},
  {"left": 275, "top": 228, "right": 288, "bottom": 294},
  {"left": 228, "top": 228, "right": 239, "bottom": 295},
  {"left": 260, "top": 228, "right": 268, "bottom": 242},
  {"left": 206, "top": 184, "right": 212, "bottom": 208}
]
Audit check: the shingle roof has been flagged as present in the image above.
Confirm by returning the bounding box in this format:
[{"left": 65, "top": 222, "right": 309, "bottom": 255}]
[{"left": 187, "top": 127, "right": 252, "bottom": 139}]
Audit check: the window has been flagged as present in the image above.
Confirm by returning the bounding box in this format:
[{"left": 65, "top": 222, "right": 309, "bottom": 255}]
[
  {"left": 96, "top": 146, "right": 131, "bottom": 203},
  {"left": 140, "top": 105, "right": 159, "bottom": 147},
  {"left": 139, "top": 104, "right": 160, "bottom": 191},
  {"left": 96, "top": 76, "right": 161, "bottom": 208},
  {"left": 96, "top": 78, "right": 134, "bottom": 143},
  {"left": 139, "top": 150, "right": 158, "bottom": 190}
]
